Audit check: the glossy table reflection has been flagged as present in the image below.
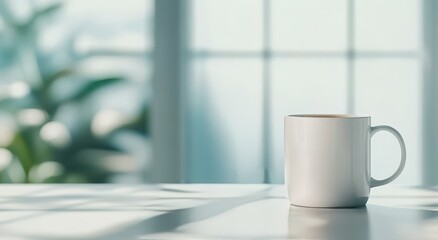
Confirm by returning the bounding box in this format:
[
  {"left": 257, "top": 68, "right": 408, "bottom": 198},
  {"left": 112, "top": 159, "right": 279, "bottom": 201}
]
[{"left": 0, "top": 185, "right": 436, "bottom": 239}]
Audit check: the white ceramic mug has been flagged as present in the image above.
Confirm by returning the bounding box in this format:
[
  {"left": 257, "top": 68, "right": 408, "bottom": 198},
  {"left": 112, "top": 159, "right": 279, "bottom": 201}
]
[{"left": 284, "top": 114, "right": 406, "bottom": 208}]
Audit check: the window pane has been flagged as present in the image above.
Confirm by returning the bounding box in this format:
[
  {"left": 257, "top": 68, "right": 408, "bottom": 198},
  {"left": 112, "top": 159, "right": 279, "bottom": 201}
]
[
  {"left": 191, "top": 0, "right": 263, "bottom": 52},
  {"left": 188, "top": 58, "right": 263, "bottom": 182},
  {"left": 355, "top": 59, "right": 421, "bottom": 185},
  {"left": 270, "top": 58, "right": 348, "bottom": 183},
  {"left": 271, "top": 0, "right": 347, "bottom": 51},
  {"left": 355, "top": 0, "right": 420, "bottom": 51}
]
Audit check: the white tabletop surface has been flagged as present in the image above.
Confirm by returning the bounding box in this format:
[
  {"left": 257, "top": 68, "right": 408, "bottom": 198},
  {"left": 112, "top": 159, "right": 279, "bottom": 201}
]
[{"left": 0, "top": 184, "right": 436, "bottom": 239}]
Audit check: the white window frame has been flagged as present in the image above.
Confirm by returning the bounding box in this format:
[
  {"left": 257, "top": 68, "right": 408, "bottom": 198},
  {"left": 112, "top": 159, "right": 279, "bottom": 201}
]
[
  {"left": 422, "top": 0, "right": 438, "bottom": 185},
  {"left": 151, "top": 0, "right": 188, "bottom": 182}
]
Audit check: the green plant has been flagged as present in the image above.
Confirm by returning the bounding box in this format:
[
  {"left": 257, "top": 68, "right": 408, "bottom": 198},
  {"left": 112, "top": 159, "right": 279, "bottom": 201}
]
[{"left": 0, "top": 1, "right": 149, "bottom": 183}]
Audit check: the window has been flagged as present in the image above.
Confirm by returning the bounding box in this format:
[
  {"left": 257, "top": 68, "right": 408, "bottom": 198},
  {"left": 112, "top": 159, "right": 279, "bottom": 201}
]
[{"left": 186, "top": 0, "right": 421, "bottom": 184}]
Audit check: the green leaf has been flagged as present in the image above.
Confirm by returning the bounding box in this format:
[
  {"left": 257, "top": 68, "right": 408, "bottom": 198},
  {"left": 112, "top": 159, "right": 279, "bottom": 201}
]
[
  {"left": 115, "top": 104, "right": 149, "bottom": 134},
  {"left": 8, "top": 132, "right": 33, "bottom": 180},
  {"left": 64, "top": 77, "right": 123, "bottom": 103},
  {"left": 42, "top": 68, "right": 75, "bottom": 91}
]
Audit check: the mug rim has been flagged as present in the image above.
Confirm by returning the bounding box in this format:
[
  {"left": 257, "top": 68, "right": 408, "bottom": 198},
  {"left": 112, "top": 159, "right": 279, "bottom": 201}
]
[{"left": 286, "top": 114, "right": 370, "bottom": 119}]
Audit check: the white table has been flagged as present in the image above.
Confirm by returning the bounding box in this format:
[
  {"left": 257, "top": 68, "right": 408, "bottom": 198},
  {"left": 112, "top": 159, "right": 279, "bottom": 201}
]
[{"left": 0, "top": 184, "right": 436, "bottom": 239}]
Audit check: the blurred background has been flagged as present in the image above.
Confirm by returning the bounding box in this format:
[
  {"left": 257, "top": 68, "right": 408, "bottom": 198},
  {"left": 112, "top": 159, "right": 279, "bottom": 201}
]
[{"left": 0, "top": 0, "right": 433, "bottom": 185}]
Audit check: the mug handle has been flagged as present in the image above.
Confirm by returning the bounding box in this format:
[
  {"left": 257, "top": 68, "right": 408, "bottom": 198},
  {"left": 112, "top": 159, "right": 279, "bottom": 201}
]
[{"left": 370, "top": 125, "right": 407, "bottom": 188}]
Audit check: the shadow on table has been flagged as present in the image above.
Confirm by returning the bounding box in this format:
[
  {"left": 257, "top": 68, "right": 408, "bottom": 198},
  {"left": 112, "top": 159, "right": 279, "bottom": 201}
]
[
  {"left": 0, "top": 185, "right": 207, "bottom": 228},
  {"left": 93, "top": 187, "right": 274, "bottom": 240},
  {"left": 0, "top": 185, "right": 203, "bottom": 211},
  {"left": 95, "top": 200, "right": 438, "bottom": 240},
  {"left": 6, "top": 186, "right": 438, "bottom": 240},
  {"left": 10, "top": 186, "right": 275, "bottom": 240}
]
